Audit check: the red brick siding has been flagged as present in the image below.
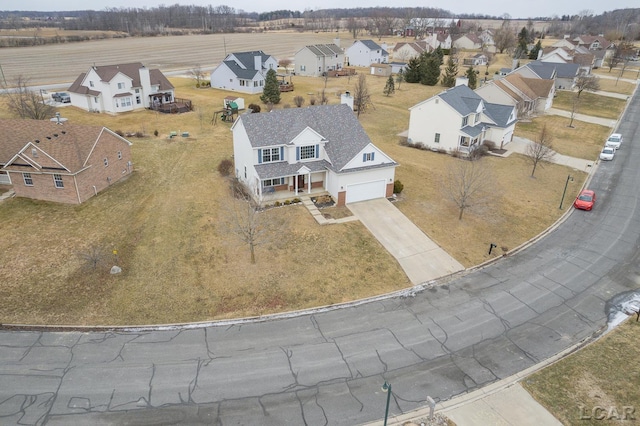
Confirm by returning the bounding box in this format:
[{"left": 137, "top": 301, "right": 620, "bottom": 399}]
[
  {"left": 11, "top": 171, "right": 80, "bottom": 204},
  {"left": 386, "top": 182, "right": 393, "bottom": 197},
  {"left": 337, "top": 191, "right": 346, "bottom": 207}
]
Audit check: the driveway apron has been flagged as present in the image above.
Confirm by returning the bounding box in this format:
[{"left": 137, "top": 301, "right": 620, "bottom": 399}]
[{"left": 347, "top": 198, "right": 464, "bottom": 285}]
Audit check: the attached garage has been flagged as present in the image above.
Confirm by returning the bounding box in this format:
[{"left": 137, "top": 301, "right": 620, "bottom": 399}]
[{"left": 346, "top": 180, "right": 386, "bottom": 204}]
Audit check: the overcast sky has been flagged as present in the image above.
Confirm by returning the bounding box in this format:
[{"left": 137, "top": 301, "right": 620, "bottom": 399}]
[{"left": 8, "top": 0, "right": 639, "bottom": 19}]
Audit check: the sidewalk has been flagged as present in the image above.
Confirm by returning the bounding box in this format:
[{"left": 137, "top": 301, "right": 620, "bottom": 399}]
[
  {"left": 545, "top": 107, "right": 617, "bottom": 128},
  {"left": 503, "top": 136, "right": 596, "bottom": 172}
]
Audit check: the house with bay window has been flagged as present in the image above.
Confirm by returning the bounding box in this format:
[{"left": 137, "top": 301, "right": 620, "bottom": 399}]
[
  {"left": 0, "top": 118, "right": 133, "bottom": 204},
  {"left": 68, "top": 62, "right": 174, "bottom": 114},
  {"left": 231, "top": 104, "right": 397, "bottom": 206},
  {"left": 210, "top": 51, "right": 278, "bottom": 94},
  {"left": 407, "top": 84, "right": 517, "bottom": 154}
]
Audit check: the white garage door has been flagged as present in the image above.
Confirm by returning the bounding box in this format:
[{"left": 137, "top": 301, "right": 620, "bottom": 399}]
[{"left": 346, "top": 180, "right": 386, "bottom": 204}]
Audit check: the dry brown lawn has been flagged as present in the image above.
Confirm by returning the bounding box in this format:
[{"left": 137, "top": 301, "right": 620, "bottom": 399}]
[
  {"left": 0, "top": 36, "right": 627, "bottom": 325},
  {"left": 552, "top": 91, "right": 626, "bottom": 120},
  {"left": 515, "top": 115, "right": 610, "bottom": 159},
  {"left": 523, "top": 319, "right": 640, "bottom": 425}
]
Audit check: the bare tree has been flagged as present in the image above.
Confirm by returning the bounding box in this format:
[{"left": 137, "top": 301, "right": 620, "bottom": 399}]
[
  {"left": 370, "top": 11, "right": 397, "bottom": 41},
  {"left": 78, "top": 245, "right": 108, "bottom": 271},
  {"left": 188, "top": 64, "right": 206, "bottom": 86},
  {"left": 493, "top": 21, "right": 517, "bottom": 54},
  {"left": 525, "top": 125, "right": 556, "bottom": 177},
  {"left": 441, "top": 158, "right": 492, "bottom": 220},
  {"left": 4, "top": 76, "right": 55, "bottom": 120},
  {"left": 568, "top": 74, "right": 600, "bottom": 127},
  {"left": 222, "top": 181, "right": 282, "bottom": 264},
  {"left": 353, "top": 73, "right": 374, "bottom": 118},
  {"left": 278, "top": 58, "right": 292, "bottom": 73}
]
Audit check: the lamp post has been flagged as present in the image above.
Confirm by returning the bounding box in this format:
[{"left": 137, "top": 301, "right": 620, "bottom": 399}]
[
  {"left": 382, "top": 381, "right": 392, "bottom": 426},
  {"left": 559, "top": 174, "right": 574, "bottom": 209}
]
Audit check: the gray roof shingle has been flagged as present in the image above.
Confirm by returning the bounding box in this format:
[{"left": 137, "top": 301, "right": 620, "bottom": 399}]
[
  {"left": 238, "top": 104, "right": 394, "bottom": 172},
  {"left": 438, "top": 84, "right": 483, "bottom": 116}
]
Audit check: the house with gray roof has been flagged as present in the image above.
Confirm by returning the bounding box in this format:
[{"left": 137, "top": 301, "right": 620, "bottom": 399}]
[
  {"left": 294, "top": 43, "right": 344, "bottom": 77},
  {"left": 407, "top": 84, "right": 517, "bottom": 153},
  {"left": 231, "top": 104, "right": 397, "bottom": 206},
  {"left": 345, "top": 40, "right": 389, "bottom": 67},
  {"left": 68, "top": 62, "right": 174, "bottom": 114},
  {"left": 210, "top": 51, "right": 278, "bottom": 94},
  {"left": 514, "top": 60, "right": 580, "bottom": 89}
]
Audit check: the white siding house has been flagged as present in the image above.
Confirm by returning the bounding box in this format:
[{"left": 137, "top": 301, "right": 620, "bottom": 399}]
[
  {"left": 232, "top": 104, "right": 397, "bottom": 206},
  {"left": 294, "top": 44, "right": 344, "bottom": 77},
  {"left": 68, "top": 62, "right": 174, "bottom": 114},
  {"left": 346, "top": 40, "right": 389, "bottom": 67},
  {"left": 210, "top": 51, "right": 278, "bottom": 94}
]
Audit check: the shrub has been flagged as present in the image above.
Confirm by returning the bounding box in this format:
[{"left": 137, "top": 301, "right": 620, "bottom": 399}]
[
  {"left": 293, "top": 96, "right": 305, "bottom": 107},
  {"left": 470, "top": 144, "right": 490, "bottom": 160},
  {"left": 115, "top": 130, "right": 124, "bottom": 137},
  {"left": 393, "top": 180, "right": 404, "bottom": 194},
  {"left": 248, "top": 103, "right": 261, "bottom": 113},
  {"left": 217, "top": 159, "right": 234, "bottom": 177},
  {"left": 284, "top": 200, "right": 291, "bottom": 205},
  {"left": 482, "top": 140, "right": 497, "bottom": 150},
  {"left": 398, "top": 137, "right": 409, "bottom": 146},
  {"left": 153, "top": 129, "right": 159, "bottom": 137},
  {"left": 292, "top": 198, "right": 301, "bottom": 203},
  {"left": 309, "top": 97, "right": 316, "bottom": 105},
  {"left": 135, "top": 131, "right": 144, "bottom": 138},
  {"left": 274, "top": 201, "right": 282, "bottom": 207}
]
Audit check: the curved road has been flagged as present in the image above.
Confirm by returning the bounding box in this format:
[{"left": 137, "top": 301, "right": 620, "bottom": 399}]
[{"left": 2, "top": 94, "right": 640, "bottom": 425}]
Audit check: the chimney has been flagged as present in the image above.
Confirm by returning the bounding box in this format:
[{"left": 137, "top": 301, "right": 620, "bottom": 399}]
[
  {"left": 341, "top": 91, "right": 354, "bottom": 110},
  {"left": 254, "top": 55, "right": 262, "bottom": 71},
  {"left": 333, "top": 38, "right": 341, "bottom": 48},
  {"left": 139, "top": 65, "right": 151, "bottom": 107},
  {"left": 55, "top": 112, "right": 61, "bottom": 125}
]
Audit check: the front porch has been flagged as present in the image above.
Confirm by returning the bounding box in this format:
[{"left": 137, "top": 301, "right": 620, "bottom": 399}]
[{"left": 261, "top": 185, "right": 327, "bottom": 205}]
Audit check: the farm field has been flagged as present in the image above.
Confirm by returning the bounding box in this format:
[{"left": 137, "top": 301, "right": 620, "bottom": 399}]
[{"left": 0, "top": 33, "right": 624, "bottom": 325}]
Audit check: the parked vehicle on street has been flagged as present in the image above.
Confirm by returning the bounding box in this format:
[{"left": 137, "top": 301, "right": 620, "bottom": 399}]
[
  {"left": 605, "top": 133, "right": 623, "bottom": 150},
  {"left": 574, "top": 189, "right": 596, "bottom": 211},
  {"left": 51, "top": 92, "right": 70, "bottom": 103},
  {"left": 600, "top": 147, "right": 615, "bottom": 161}
]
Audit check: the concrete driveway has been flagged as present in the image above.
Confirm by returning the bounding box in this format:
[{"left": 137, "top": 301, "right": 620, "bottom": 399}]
[{"left": 347, "top": 198, "right": 464, "bottom": 285}]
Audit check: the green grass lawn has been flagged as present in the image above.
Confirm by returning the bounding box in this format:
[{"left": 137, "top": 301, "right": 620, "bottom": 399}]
[{"left": 523, "top": 319, "right": 640, "bottom": 425}]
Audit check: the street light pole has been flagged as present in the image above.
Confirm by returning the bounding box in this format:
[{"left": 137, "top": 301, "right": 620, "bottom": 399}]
[
  {"left": 382, "top": 381, "right": 392, "bottom": 426},
  {"left": 559, "top": 174, "right": 574, "bottom": 209}
]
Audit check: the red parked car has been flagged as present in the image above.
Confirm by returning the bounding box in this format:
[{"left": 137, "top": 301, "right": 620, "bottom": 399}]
[{"left": 574, "top": 189, "right": 596, "bottom": 211}]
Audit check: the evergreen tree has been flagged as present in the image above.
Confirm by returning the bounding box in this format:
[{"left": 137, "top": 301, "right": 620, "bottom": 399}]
[
  {"left": 421, "top": 55, "right": 441, "bottom": 86},
  {"left": 383, "top": 75, "right": 395, "bottom": 96},
  {"left": 528, "top": 39, "right": 542, "bottom": 60},
  {"left": 260, "top": 69, "right": 281, "bottom": 104},
  {"left": 404, "top": 57, "right": 422, "bottom": 83},
  {"left": 441, "top": 56, "right": 458, "bottom": 87},
  {"left": 465, "top": 66, "right": 478, "bottom": 89},
  {"left": 515, "top": 27, "right": 529, "bottom": 58},
  {"left": 433, "top": 46, "right": 444, "bottom": 65}
]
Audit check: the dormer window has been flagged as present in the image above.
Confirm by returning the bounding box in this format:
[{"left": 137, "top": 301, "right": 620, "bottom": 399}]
[
  {"left": 89, "top": 81, "right": 94, "bottom": 87},
  {"left": 117, "top": 82, "right": 125, "bottom": 89},
  {"left": 462, "top": 116, "right": 469, "bottom": 126},
  {"left": 299, "top": 145, "right": 316, "bottom": 160}
]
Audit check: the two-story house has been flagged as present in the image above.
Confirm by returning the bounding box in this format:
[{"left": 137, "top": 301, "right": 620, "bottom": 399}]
[
  {"left": 210, "top": 51, "right": 278, "bottom": 94},
  {"left": 294, "top": 43, "right": 344, "bottom": 77},
  {"left": 0, "top": 118, "right": 133, "bottom": 204},
  {"left": 476, "top": 72, "right": 555, "bottom": 118},
  {"left": 68, "top": 62, "right": 174, "bottom": 114},
  {"left": 345, "top": 40, "right": 389, "bottom": 67},
  {"left": 232, "top": 104, "right": 397, "bottom": 206},
  {"left": 407, "top": 84, "right": 517, "bottom": 154},
  {"left": 392, "top": 42, "right": 430, "bottom": 61}
]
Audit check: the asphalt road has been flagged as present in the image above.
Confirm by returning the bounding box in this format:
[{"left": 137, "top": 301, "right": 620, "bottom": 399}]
[{"left": 1, "top": 50, "right": 640, "bottom": 425}]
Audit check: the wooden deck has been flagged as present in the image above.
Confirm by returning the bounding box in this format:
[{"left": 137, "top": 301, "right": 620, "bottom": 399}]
[{"left": 151, "top": 98, "right": 193, "bottom": 114}]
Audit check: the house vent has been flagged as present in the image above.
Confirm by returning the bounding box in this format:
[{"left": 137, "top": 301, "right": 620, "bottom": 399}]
[
  {"left": 46, "top": 136, "right": 51, "bottom": 140},
  {"left": 61, "top": 131, "right": 66, "bottom": 134},
  {"left": 53, "top": 134, "right": 59, "bottom": 137},
  {"left": 35, "top": 139, "right": 40, "bottom": 143}
]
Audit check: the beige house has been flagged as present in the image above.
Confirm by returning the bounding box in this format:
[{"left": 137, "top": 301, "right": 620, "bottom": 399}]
[
  {"left": 476, "top": 73, "right": 555, "bottom": 117},
  {"left": 453, "top": 33, "right": 484, "bottom": 50},
  {"left": 393, "top": 42, "right": 429, "bottom": 61},
  {"left": 294, "top": 43, "right": 344, "bottom": 77}
]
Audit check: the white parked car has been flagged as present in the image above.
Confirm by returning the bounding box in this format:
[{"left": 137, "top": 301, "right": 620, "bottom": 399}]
[
  {"left": 600, "top": 147, "right": 615, "bottom": 161},
  {"left": 605, "top": 133, "right": 623, "bottom": 150}
]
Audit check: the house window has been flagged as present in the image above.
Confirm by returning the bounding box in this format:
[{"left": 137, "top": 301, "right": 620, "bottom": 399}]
[
  {"left": 53, "top": 174, "right": 64, "bottom": 188},
  {"left": 136, "top": 96, "right": 141, "bottom": 104},
  {"left": 300, "top": 145, "right": 316, "bottom": 160},
  {"left": 300, "top": 65, "right": 306, "bottom": 72},
  {"left": 118, "top": 151, "right": 123, "bottom": 160},
  {"left": 434, "top": 133, "right": 440, "bottom": 143},
  {"left": 262, "top": 148, "right": 281, "bottom": 163},
  {"left": 135, "top": 89, "right": 140, "bottom": 93},
  {"left": 23, "top": 173, "right": 33, "bottom": 186},
  {"left": 104, "top": 158, "right": 109, "bottom": 167},
  {"left": 31, "top": 148, "right": 38, "bottom": 157},
  {"left": 459, "top": 136, "right": 470, "bottom": 147},
  {"left": 363, "top": 152, "right": 375, "bottom": 161},
  {"left": 254, "top": 81, "right": 259, "bottom": 87},
  {"left": 244, "top": 166, "right": 247, "bottom": 179},
  {"left": 462, "top": 116, "right": 469, "bottom": 126},
  {"left": 89, "top": 81, "right": 94, "bottom": 87},
  {"left": 121, "top": 97, "right": 132, "bottom": 107},
  {"left": 94, "top": 97, "right": 99, "bottom": 103},
  {"left": 117, "top": 82, "right": 125, "bottom": 89},
  {"left": 262, "top": 178, "right": 284, "bottom": 187},
  {"left": 475, "top": 113, "right": 480, "bottom": 124},
  {"left": 240, "top": 80, "right": 246, "bottom": 86}
]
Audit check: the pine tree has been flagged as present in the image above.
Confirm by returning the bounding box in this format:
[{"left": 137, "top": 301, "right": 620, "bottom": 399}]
[
  {"left": 441, "top": 56, "right": 458, "bottom": 87},
  {"left": 529, "top": 40, "right": 542, "bottom": 60},
  {"left": 433, "top": 46, "right": 444, "bottom": 65},
  {"left": 383, "top": 75, "right": 395, "bottom": 96},
  {"left": 421, "top": 55, "right": 441, "bottom": 86},
  {"left": 404, "top": 57, "right": 422, "bottom": 83},
  {"left": 465, "top": 66, "right": 478, "bottom": 89},
  {"left": 260, "top": 69, "right": 281, "bottom": 104}
]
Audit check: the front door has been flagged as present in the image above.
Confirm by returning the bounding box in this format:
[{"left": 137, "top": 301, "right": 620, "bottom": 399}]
[{"left": 297, "top": 175, "right": 305, "bottom": 191}]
